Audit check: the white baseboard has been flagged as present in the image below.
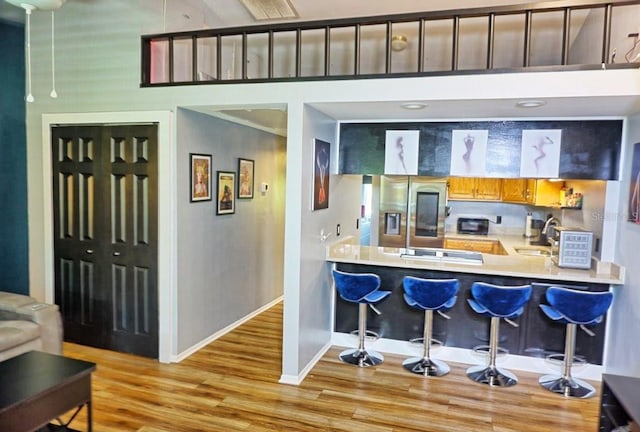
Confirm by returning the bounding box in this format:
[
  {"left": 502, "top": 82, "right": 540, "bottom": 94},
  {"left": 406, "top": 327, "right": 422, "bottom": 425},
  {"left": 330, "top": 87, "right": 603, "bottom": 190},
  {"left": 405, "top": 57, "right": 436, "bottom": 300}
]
[
  {"left": 171, "top": 296, "right": 283, "bottom": 363},
  {"left": 279, "top": 340, "right": 333, "bottom": 385},
  {"left": 332, "top": 332, "right": 603, "bottom": 381}
]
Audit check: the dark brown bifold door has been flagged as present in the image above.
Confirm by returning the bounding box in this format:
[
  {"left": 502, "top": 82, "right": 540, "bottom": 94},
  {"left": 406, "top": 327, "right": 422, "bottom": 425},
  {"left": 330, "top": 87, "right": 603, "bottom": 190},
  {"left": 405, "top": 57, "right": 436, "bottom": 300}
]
[{"left": 52, "top": 124, "right": 158, "bottom": 358}]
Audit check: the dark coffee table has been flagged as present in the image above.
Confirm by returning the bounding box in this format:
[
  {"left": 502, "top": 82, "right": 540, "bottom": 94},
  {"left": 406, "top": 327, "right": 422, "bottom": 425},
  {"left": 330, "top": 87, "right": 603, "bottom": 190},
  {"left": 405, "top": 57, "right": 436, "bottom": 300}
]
[{"left": 0, "top": 351, "right": 96, "bottom": 432}]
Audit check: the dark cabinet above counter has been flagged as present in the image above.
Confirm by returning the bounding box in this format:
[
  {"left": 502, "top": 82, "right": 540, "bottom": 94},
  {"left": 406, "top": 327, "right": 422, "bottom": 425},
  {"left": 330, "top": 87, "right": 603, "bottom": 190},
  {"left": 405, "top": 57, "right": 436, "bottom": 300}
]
[{"left": 339, "top": 120, "right": 622, "bottom": 180}]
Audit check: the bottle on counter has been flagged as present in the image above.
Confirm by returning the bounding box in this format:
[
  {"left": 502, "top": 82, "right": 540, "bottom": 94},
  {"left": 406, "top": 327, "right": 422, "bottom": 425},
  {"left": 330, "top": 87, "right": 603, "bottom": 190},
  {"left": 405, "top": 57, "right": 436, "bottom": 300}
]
[{"left": 525, "top": 212, "right": 533, "bottom": 238}]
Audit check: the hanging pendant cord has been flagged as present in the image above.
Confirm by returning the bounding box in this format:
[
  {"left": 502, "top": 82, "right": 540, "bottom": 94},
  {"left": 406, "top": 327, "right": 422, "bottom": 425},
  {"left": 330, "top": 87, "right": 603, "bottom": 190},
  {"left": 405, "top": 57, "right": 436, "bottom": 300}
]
[
  {"left": 50, "top": 11, "right": 57, "bottom": 98},
  {"left": 163, "top": 0, "right": 167, "bottom": 32},
  {"left": 25, "top": 6, "right": 34, "bottom": 102}
]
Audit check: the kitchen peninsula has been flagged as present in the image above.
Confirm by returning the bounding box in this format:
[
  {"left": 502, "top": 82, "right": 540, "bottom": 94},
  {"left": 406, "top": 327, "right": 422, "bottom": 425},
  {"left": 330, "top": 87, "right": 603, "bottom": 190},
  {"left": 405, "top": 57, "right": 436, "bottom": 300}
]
[{"left": 327, "top": 235, "right": 624, "bottom": 375}]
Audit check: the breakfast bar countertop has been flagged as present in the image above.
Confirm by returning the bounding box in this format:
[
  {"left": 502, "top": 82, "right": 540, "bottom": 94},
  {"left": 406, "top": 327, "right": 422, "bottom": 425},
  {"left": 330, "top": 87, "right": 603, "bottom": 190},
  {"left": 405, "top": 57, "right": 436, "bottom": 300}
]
[{"left": 326, "top": 235, "right": 625, "bottom": 285}]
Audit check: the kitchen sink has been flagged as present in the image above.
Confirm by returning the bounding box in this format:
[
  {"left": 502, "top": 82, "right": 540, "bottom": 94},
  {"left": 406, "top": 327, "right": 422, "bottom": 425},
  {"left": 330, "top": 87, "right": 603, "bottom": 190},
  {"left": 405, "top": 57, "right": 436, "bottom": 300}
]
[
  {"left": 514, "top": 247, "right": 552, "bottom": 257},
  {"left": 401, "top": 248, "right": 484, "bottom": 265}
]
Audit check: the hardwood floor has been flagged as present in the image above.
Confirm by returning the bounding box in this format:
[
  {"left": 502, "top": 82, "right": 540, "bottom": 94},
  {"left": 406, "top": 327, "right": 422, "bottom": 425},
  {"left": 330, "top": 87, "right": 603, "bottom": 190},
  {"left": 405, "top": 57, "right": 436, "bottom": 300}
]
[{"left": 60, "top": 301, "right": 601, "bottom": 431}]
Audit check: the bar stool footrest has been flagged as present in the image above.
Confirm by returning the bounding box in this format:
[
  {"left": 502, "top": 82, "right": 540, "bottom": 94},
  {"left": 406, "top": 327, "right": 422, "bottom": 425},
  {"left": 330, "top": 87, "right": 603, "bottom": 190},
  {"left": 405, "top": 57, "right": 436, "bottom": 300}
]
[
  {"left": 409, "top": 337, "right": 443, "bottom": 349},
  {"left": 544, "top": 353, "right": 587, "bottom": 368},
  {"left": 472, "top": 344, "right": 508, "bottom": 358},
  {"left": 349, "top": 329, "right": 380, "bottom": 341}
]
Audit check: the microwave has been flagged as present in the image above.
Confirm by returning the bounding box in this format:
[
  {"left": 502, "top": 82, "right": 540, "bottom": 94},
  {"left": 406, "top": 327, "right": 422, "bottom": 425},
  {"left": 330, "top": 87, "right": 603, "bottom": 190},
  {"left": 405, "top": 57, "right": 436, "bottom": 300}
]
[
  {"left": 457, "top": 218, "right": 489, "bottom": 235},
  {"left": 551, "top": 227, "right": 593, "bottom": 269}
]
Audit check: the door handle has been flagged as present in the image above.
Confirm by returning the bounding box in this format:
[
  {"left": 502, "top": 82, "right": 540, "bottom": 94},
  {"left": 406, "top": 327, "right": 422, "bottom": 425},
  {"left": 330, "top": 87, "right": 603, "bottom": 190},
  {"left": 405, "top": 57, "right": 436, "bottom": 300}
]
[
  {"left": 86, "top": 249, "right": 94, "bottom": 254},
  {"left": 113, "top": 252, "right": 121, "bottom": 256}
]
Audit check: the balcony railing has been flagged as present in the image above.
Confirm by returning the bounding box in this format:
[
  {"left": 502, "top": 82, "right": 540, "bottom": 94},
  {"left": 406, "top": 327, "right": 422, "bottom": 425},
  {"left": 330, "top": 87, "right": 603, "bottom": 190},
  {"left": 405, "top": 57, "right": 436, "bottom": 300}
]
[{"left": 140, "top": 0, "right": 640, "bottom": 87}]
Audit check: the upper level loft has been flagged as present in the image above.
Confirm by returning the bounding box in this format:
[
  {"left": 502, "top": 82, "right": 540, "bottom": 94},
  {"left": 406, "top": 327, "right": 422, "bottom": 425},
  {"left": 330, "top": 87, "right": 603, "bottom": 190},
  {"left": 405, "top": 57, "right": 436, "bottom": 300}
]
[{"left": 141, "top": 0, "right": 640, "bottom": 87}]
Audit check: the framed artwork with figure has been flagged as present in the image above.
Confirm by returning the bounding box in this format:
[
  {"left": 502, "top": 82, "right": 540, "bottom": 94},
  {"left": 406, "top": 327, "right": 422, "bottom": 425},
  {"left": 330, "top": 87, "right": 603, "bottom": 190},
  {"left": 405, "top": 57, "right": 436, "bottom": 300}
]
[
  {"left": 190, "top": 153, "right": 212, "bottom": 202},
  {"left": 238, "top": 158, "right": 254, "bottom": 199},
  {"left": 312, "top": 139, "right": 330, "bottom": 210},
  {"left": 629, "top": 142, "right": 640, "bottom": 223},
  {"left": 216, "top": 171, "right": 235, "bottom": 215}
]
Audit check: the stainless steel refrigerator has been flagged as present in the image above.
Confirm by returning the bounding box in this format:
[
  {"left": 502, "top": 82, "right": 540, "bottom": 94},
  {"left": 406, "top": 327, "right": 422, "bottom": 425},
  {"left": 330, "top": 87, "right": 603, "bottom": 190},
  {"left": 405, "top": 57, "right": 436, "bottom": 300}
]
[{"left": 378, "top": 176, "right": 447, "bottom": 249}]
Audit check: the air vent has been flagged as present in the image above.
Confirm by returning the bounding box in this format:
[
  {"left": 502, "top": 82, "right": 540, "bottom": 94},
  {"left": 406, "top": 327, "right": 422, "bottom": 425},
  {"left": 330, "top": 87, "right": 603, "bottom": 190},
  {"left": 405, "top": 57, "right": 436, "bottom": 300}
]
[{"left": 239, "top": 0, "right": 298, "bottom": 20}]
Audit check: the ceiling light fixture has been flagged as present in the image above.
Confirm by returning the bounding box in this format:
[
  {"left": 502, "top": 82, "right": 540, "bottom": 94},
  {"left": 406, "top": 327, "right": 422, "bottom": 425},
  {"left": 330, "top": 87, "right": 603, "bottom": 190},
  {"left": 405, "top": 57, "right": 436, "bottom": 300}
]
[
  {"left": 401, "top": 102, "right": 428, "bottom": 110},
  {"left": 516, "top": 100, "right": 547, "bottom": 108},
  {"left": 391, "top": 34, "right": 408, "bottom": 52},
  {"left": 5, "top": 0, "right": 67, "bottom": 102}
]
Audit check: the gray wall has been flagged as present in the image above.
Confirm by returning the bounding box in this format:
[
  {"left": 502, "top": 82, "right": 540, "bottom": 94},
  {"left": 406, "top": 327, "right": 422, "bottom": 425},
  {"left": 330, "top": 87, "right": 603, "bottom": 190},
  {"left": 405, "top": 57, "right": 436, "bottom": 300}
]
[
  {"left": 0, "top": 20, "right": 28, "bottom": 294},
  {"left": 606, "top": 114, "right": 640, "bottom": 377},
  {"left": 176, "top": 108, "right": 285, "bottom": 353}
]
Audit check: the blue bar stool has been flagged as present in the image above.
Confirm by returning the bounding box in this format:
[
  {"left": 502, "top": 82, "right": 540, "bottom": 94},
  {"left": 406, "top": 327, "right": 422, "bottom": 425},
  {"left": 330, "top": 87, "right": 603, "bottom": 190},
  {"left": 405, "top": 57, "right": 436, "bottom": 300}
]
[
  {"left": 466, "top": 282, "right": 532, "bottom": 387},
  {"left": 332, "top": 269, "right": 391, "bottom": 367},
  {"left": 402, "top": 276, "right": 459, "bottom": 376},
  {"left": 538, "top": 287, "right": 613, "bottom": 398}
]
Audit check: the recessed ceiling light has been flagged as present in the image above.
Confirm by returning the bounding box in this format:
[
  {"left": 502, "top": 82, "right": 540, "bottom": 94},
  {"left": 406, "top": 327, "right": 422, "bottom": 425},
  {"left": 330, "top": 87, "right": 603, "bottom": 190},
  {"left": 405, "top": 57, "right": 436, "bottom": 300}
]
[
  {"left": 401, "top": 102, "right": 428, "bottom": 110},
  {"left": 516, "top": 100, "right": 547, "bottom": 108}
]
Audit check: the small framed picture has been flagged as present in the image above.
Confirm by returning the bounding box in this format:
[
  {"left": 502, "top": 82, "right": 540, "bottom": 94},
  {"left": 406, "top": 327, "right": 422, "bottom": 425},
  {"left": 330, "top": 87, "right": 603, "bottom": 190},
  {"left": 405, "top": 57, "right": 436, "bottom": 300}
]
[
  {"left": 190, "top": 153, "right": 212, "bottom": 202},
  {"left": 238, "top": 158, "right": 254, "bottom": 199},
  {"left": 216, "top": 171, "right": 236, "bottom": 215}
]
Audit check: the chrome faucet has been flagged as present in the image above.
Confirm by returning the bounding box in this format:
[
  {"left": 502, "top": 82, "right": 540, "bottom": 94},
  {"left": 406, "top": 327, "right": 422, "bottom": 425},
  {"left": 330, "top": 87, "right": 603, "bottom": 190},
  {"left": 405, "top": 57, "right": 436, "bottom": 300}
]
[
  {"left": 541, "top": 217, "right": 560, "bottom": 235},
  {"left": 540, "top": 216, "right": 560, "bottom": 250}
]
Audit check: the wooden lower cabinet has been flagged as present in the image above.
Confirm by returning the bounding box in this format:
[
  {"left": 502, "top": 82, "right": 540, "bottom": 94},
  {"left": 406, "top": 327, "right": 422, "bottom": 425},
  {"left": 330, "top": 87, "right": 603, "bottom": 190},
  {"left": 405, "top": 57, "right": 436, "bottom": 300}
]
[{"left": 444, "top": 238, "right": 507, "bottom": 255}]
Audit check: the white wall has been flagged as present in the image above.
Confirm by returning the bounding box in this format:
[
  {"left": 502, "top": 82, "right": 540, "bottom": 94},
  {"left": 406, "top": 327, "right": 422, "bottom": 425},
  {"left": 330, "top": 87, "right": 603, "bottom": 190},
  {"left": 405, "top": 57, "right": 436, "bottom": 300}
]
[{"left": 606, "top": 114, "right": 640, "bottom": 377}]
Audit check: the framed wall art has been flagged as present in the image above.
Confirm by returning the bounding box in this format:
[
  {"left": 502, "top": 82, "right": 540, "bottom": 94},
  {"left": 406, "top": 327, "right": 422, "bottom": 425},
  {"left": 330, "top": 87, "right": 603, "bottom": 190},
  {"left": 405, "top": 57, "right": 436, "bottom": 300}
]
[
  {"left": 238, "top": 158, "right": 254, "bottom": 199},
  {"left": 216, "top": 171, "right": 236, "bottom": 215},
  {"left": 520, "top": 129, "right": 562, "bottom": 178},
  {"left": 450, "top": 129, "right": 488, "bottom": 176},
  {"left": 628, "top": 142, "right": 640, "bottom": 223},
  {"left": 384, "top": 130, "right": 419, "bottom": 175},
  {"left": 312, "top": 139, "right": 330, "bottom": 211},
  {"left": 190, "top": 153, "right": 212, "bottom": 202}
]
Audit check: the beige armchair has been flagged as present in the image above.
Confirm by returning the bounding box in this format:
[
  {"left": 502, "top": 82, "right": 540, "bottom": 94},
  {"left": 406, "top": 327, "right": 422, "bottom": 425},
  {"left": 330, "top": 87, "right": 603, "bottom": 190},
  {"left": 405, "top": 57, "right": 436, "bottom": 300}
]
[{"left": 0, "top": 291, "right": 63, "bottom": 362}]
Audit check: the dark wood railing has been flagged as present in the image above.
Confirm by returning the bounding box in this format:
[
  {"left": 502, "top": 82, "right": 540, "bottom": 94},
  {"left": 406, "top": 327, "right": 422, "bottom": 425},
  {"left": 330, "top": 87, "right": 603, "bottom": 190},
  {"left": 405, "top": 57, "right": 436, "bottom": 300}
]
[{"left": 140, "top": 0, "right": 640, "bottom": 87}]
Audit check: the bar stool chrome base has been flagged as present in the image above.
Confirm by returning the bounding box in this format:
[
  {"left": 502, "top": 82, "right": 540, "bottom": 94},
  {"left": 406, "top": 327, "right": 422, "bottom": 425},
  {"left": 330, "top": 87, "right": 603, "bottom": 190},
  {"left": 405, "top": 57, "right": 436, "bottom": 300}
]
[
  {"left": 403, "top": 357, "right": 450, "bottom": 376},
  {"left": 339, "top": 348, "right": 384, "bottom": 367},
  {"left": 466, "top": 364, "right": 518, "bottom": 387},
  {"left": 538, "top": 375, "right": 595, "bottom": 398}
]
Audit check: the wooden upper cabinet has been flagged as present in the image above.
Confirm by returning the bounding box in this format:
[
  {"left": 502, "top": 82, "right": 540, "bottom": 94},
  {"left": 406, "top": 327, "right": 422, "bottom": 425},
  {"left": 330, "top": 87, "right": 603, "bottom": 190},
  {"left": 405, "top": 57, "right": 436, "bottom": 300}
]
[
  {"left": 448, "top": 177, "right": 502, "bottom": 201},
  {"left": 475, "top": 178, "right": 502, "bottom": 200},
  {"left": 502, "top": 178, "right": 536, "bottom": 203},
  {"left": 447, "top": 177, "right": 477, "bottom": 200},
  {"left": 501, "top": 179, "right": 563, "bottom": 206}
]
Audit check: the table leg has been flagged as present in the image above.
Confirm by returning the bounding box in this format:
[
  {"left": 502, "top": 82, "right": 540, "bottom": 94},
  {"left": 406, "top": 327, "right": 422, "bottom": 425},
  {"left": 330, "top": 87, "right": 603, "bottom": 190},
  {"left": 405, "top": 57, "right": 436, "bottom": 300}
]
[{"left": 87, "top": 400, "right": 92, "bottom": 432}]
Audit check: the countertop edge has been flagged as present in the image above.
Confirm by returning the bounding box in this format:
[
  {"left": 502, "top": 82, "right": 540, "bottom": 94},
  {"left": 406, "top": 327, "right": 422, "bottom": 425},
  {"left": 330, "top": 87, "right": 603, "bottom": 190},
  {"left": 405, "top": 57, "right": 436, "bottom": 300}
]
[{"left": 326, "top": 236, "right": 625, "bottom": 285}]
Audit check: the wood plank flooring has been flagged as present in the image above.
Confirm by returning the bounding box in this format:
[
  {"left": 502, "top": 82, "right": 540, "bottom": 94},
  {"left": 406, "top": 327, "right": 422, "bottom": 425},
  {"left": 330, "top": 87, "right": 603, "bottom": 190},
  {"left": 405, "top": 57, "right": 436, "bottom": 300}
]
[{"left": 59, "top": 301, "right": 601, "bottom": 431}]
